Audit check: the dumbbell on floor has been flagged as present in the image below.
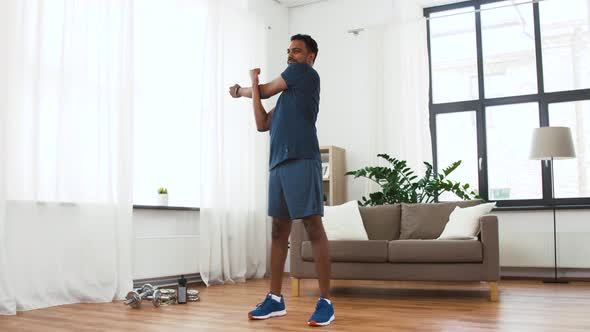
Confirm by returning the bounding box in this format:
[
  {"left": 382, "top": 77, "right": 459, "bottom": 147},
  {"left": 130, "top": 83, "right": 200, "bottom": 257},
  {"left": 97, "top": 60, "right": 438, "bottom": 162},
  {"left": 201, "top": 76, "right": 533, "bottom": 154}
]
[
  {"left": 188, "top": 289, "right": 200, "bottom": 302},
  {"left": 150, "top": 289, "right": 176, "bottom": 307},
  {"left": 124, "top": 284, "right": 156, "bottom": 308},
  {"left": 146, "top": 289, "right": 198, "bottom": 306}
]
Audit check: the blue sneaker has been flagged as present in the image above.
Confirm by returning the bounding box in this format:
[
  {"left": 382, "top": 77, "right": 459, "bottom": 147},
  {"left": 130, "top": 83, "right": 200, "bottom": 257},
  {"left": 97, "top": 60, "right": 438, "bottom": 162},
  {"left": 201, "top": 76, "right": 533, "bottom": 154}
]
[
  {"left": 248, "top": 293, "right": 287, "bottom": 320},
  {"left": 308, "top": 297, "right": 335, "bottom": 326}
]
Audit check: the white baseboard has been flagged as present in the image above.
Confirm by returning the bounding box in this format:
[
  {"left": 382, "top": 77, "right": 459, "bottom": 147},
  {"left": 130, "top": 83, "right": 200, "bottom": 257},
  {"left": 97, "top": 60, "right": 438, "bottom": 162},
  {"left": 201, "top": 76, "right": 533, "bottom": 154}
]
[
  {"left": 501, "top": 267, "right": 590, "bottom": 280},
  {"left": 133, "top": 273, "right": 203, "bottom": 288}
]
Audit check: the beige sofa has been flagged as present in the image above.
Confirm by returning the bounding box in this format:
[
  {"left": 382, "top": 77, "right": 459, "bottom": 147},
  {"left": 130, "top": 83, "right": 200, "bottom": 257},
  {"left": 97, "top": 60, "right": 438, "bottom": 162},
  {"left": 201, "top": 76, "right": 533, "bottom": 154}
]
[{"left": 289, "top": 200, "right": 500, "bottom": 301}]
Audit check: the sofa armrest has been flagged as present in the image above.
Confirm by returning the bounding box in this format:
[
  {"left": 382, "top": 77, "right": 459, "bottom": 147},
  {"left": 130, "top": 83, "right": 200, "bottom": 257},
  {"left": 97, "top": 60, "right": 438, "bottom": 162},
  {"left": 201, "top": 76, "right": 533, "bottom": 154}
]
[
  {"left": 480, "top": 214, "right": 500, "bottom": 280},
  {"left": 290, "top": 220, "right": 308, "bottom": 278}
]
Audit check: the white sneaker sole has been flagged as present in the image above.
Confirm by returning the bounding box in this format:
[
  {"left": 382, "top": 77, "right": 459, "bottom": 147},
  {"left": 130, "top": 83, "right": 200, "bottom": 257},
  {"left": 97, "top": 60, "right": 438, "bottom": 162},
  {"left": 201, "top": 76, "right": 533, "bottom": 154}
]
[
  {"left": 308, "top": 314, "right": 335, "bottom": 326},
  {"left": 249, "top": 309, "right": 287, "bottom": 320}
]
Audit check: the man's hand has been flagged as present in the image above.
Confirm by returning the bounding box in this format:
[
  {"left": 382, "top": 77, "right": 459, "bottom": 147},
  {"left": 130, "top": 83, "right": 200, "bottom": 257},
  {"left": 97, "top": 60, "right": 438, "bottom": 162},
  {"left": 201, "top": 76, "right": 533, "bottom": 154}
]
[
  {"left": 250, "top": 68, "right": 261, "bottom": 83},
  {"left": 229, "top": 84, "right": 241, "bottom": 98}
]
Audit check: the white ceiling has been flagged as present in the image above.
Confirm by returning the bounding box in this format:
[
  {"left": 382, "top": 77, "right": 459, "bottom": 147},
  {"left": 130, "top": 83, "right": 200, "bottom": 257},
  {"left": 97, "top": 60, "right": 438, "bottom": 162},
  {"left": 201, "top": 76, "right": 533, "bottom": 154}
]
[
  {"left": 274, "top": 0, "right": 324, "bottom": 8},
  {"left": 275, "top": 0, "right": 466, "bottom": 8}
]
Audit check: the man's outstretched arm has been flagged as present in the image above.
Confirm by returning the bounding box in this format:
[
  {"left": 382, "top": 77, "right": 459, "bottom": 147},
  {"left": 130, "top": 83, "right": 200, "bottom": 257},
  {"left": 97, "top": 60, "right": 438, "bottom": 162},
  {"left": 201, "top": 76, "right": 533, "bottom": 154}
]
[
  {"left": 229, "top": 75, "right": 287, "bottom": 100},
  {"left": 250, "top": 68, "right": 275, "bottom": 132}
]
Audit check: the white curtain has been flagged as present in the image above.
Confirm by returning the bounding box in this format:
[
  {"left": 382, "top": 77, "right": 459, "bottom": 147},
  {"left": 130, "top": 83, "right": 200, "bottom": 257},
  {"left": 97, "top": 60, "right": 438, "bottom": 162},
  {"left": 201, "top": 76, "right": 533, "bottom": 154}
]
[
  {"left": 0, "top": 20, "right": 14, "bottom": 312},
  {"left": 363, "top": 1, "right": 433, "bottom": 193},
  {"left": 0, "top": 0, "right": 134, "bottom": 315},
  {"left": 199, "top": 1, "right": 269, "bottom": 286}
]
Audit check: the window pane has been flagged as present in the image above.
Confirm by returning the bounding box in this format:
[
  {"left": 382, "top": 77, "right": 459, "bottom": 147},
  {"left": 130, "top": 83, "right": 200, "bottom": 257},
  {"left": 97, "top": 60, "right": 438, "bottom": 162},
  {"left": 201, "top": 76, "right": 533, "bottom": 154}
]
[
  {"left": 430, "top": 8, "right": 479, "bottom": 103},
  {"left": 540, "top": 0, "right": 590, "bottom": 92},
  {"left": 436, "top": 112, "right": 479, "bottom": 201},
  {"left": 549, "top": 100, "right": 590, "bottom": 198},
  {"left": 486, "top": 103, "right": 542, "bottom": 200},
  {"left": 132, "top": 1, "right": 206, "bottom": 207},
  {"left": 481, "top": 1, "right": 538, "bottom": 98}
]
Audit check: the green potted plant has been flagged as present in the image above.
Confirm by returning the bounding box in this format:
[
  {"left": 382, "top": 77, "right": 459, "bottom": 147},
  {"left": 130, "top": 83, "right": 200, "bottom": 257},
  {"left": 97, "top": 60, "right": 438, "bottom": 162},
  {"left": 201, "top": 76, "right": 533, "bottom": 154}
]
[
  {"left": 158, "top": 187, "right": 168, "bottom": 206},
  {"left": 346, "top": 154, "right": 480, "bottom": 206}
]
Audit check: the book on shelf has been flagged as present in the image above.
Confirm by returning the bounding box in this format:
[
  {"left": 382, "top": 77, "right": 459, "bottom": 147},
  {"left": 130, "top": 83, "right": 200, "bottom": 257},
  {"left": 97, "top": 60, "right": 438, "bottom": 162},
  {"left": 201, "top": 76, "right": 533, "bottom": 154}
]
[{"left": 321, "top": 162, "right": 330, "bottom": 179}]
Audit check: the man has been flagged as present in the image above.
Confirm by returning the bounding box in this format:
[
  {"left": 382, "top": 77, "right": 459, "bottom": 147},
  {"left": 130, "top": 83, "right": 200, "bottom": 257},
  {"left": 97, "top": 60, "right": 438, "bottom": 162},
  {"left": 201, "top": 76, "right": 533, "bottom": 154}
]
[{"left": 228, "top": 34, "right": 334, "bottom": 327}]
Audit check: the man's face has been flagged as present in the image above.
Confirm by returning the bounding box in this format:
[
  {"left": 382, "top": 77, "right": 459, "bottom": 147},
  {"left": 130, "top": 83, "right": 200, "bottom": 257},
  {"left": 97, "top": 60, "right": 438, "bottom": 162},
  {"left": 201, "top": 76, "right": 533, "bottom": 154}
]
[{"left": 287, "top": 40, "right": 315, "bottom": 66}]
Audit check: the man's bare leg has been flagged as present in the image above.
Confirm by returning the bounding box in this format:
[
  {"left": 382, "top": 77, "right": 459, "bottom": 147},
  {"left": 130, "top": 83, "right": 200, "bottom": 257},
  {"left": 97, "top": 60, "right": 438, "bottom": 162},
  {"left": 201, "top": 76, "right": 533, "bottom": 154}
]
[
  {"left": 270, "top": 218, "right": 292, "bottom": 296},
  {"left": 302, "top": 214, "right": 331, "bottom": 298}
]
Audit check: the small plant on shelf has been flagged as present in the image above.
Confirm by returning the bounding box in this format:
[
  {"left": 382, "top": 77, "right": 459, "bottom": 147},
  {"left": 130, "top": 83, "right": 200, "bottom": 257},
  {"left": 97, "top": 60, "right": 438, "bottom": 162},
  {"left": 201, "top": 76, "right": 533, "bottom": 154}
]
[{"left": 158, "top": 187, "right": 168, "bottom": 206}]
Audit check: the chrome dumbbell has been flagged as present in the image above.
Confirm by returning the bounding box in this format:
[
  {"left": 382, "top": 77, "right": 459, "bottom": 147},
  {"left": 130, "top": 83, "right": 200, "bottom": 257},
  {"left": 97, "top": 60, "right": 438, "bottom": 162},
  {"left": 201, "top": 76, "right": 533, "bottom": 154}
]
[
  {"left": 145, "top": 288, "right": 199, "bottom": 307},
  {"left": 145, "top": 288, "right": 177, "bottom": 307},
  {"left": 188, "top": 289, "right": 200, "bottom": 302},
  {"left": 124, "top": 284, "right": 156, "bottom": 308},
  {"left": 150, "top": 289, "right": 176, "bottom": 307}
]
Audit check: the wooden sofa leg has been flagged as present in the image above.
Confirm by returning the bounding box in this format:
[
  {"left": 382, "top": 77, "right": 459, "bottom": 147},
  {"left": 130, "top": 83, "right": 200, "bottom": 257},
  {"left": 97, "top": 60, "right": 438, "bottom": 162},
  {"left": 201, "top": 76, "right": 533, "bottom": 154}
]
[
  {"left": 489, "top": 281, "right": 499, "bottom": 302},
  {"left": 292, "top": 277, "right": 300, "bottom": 297}
]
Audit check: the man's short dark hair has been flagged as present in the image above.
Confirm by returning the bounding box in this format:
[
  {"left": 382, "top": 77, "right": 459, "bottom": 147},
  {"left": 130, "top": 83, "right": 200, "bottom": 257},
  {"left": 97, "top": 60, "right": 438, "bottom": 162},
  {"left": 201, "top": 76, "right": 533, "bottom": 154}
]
[{"left": 291, "top": 34, "right": 318, "bottom": 62}]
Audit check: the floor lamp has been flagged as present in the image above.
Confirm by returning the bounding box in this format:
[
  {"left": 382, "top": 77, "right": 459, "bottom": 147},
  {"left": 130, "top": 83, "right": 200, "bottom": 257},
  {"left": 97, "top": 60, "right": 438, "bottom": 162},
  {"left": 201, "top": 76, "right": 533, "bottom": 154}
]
[{"left": 530, "top": 126, "right": 576, "bottom": 284}]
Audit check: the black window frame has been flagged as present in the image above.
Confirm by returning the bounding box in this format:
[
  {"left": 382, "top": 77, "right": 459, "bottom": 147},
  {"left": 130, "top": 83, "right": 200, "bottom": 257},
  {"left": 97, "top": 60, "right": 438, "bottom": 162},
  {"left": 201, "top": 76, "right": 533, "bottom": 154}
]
[{"left": 424, "top": 0, "right": 590, "bottom": 208}]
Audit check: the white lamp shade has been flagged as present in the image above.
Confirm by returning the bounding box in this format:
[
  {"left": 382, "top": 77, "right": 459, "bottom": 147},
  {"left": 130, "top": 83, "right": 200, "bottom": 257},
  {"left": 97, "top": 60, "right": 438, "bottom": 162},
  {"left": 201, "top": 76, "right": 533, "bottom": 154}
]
[{"left": 530, "top": 126, "right": 576, "bottom": 160}]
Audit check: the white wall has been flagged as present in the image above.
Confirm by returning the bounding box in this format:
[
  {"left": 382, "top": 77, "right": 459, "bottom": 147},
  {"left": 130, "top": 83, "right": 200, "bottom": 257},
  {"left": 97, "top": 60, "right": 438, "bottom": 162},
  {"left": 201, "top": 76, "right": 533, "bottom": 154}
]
[
  {"left": 289, "top": 0, "right": 413, "bottom": 202},
  {"left": 133, "top": 210, "right": 200, "bottom": 279},
  {"left": 288, "top": 0, "right": 590, "bottom": 272},
  {"left": 496, "top": 210, "right": 590, "bottom": 270},
  {"left": 249, "top": 0, "right": 291, "bottom": 90}
]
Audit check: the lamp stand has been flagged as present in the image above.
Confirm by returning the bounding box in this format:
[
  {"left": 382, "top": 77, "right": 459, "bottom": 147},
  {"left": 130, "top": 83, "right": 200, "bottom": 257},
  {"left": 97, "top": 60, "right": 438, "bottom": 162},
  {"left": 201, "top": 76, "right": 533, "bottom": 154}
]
[{"left": 543, "top": 157, "right": 568, "bottom": 284}]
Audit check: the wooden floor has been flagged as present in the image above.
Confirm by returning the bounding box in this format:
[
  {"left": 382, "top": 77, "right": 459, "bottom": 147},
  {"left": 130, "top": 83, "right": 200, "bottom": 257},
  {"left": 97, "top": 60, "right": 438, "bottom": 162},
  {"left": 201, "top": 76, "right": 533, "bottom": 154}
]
[{"left": 1, "top": 276, "right": 590, "bottom": 331}]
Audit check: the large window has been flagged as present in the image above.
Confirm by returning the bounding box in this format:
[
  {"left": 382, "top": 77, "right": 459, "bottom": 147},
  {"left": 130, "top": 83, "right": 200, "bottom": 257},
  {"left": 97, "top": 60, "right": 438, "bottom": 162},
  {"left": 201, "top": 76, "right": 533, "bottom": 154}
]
[
  {"left": 430, "top": 7, "right": 479, "bottom": 103},
  {"left": 132, "top": 1, "right": 207, "bottom": 208},
  {"left": 425, "top": 0, "right": 590, "bottom": 207}
]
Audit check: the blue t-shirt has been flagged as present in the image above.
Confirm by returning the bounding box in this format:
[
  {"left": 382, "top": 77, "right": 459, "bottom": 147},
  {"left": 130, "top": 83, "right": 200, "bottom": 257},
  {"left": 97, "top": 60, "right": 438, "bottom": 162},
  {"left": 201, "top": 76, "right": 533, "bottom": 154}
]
[{"left": 269, "top": 62, "right": 321, "bottom": 170}]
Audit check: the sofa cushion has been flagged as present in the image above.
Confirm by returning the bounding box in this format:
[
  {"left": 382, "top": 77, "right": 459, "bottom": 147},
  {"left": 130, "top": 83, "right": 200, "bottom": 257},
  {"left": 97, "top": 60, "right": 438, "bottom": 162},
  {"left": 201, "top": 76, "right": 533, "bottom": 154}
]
[
  {"left": 358, "top": 204, "right": 401, "bottom": 240},
  {"left": 323, "top": 200, "right": 369, "bottom": 240},
  {"left": 438, "top": 202, "right": 497, "bottom": 239},
  {"left": 399, "top": 200, "right": 481, "bottom": 240},
  {"left": 388, "top": 239, "right": 483, "bottom": 263},
  {"left": 302, "top": 240, "right": 389, "bottom": 263}
]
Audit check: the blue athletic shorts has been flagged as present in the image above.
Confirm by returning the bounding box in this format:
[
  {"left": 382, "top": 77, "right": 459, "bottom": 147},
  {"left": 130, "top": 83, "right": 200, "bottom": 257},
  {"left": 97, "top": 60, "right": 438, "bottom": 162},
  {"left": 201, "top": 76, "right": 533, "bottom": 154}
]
[{"left": 268, "top": 159, "right": 324, "bottom": 219}]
